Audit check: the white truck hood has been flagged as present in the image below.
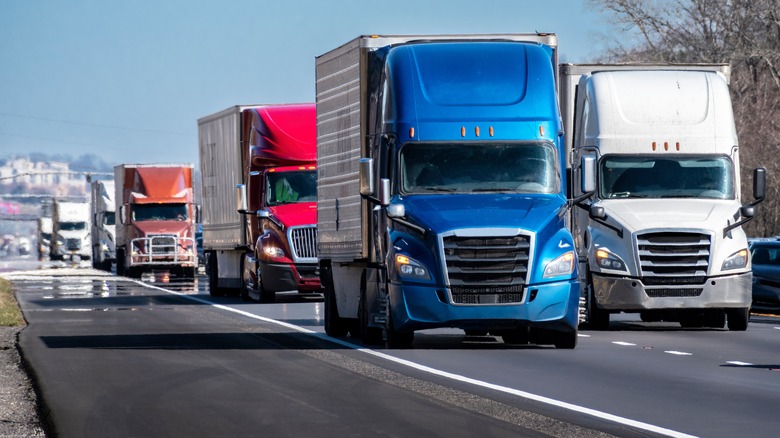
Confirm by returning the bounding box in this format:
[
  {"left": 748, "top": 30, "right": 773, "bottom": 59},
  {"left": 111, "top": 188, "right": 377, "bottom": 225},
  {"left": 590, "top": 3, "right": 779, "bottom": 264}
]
[{"left": 602, "top": 198, "right": 740, "bottom": 232}]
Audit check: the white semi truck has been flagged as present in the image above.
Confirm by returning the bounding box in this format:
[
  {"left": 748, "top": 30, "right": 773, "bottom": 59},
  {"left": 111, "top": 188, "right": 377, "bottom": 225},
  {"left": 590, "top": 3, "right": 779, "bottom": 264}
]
[
  {"left": 50, "top": 199, "right": 91, "bottom": 262},
  {"left": 90, "top": 180, "right": 116, "bottom": 271},
  {"left": 562, "top": 64, "right": 766, "bottom": 330}
]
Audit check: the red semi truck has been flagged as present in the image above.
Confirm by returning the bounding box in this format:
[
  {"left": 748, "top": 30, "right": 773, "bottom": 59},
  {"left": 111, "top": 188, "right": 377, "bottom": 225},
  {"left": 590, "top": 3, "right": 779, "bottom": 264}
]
[
  {"left": 114, "top": 164, "right": 200, "bottom": 278},
  {"left": 198, "top": 104, "right": 320, "bottom": 302}
]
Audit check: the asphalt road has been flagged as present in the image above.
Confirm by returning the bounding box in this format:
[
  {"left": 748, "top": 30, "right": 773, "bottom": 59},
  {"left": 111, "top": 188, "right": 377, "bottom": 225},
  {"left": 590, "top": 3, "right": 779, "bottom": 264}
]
[{"left": 6, "top": 266, "right": 780, "bottom": 437}]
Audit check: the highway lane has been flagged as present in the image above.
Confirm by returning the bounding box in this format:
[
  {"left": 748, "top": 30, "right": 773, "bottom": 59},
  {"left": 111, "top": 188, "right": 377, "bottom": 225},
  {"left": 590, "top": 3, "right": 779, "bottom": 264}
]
[{"left": 7, "top": 268, "right": 780, "bottom": 437}]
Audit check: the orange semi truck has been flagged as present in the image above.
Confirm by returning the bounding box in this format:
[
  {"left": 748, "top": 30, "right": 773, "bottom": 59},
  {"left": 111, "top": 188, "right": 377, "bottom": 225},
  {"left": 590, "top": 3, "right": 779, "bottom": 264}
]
[
  {"left": 198, "top": 104, "right": 320, "bottom": 302},
  {"left": 114, "top": 164, "right": 201, "bottom": 278}
]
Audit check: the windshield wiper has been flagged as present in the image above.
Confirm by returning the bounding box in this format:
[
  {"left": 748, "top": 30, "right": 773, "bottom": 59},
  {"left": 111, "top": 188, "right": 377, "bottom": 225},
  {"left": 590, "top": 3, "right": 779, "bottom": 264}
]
[{"left": 418, "top": 187, "right": 456, "bottom": 192}]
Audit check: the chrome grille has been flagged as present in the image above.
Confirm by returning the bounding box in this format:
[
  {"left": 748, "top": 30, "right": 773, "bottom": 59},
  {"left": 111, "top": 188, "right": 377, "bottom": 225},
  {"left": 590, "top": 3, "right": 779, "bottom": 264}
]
[
  {"left": 637, "top": 232, "right": 711, "bottom": 297},
  {"left": 289, "top": 226, "right": 317, "bottom": 261},
  {"left": 443, "top": 233, "right": 530, "bottom": 305},
  {"left": 149, "top": 235, "right": 176, "bottom": 254}
]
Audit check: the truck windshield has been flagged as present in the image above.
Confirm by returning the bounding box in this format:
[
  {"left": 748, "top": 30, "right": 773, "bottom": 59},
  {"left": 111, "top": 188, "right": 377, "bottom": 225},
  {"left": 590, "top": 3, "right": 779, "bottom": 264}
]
[
  {"left": 59, "top": 222, "right": 87, "bottom": 231},
  {"left": 400, "top": 143, "right": 557, "bottom": 194},
  {"left": 267, "top": 170, "right": 317, "bottom": 206},
  {"left": 132, "top": 204, "right": 189, "bottom": 221},
  {"left": 600, "top": 156, "right": 734, "bottom": 199}
]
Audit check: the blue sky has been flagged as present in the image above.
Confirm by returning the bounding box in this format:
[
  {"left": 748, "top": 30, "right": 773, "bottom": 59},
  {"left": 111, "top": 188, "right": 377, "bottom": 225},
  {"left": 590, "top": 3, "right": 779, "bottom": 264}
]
[{"left": 0, "top": 0, "right": 610, "bottom": 167}]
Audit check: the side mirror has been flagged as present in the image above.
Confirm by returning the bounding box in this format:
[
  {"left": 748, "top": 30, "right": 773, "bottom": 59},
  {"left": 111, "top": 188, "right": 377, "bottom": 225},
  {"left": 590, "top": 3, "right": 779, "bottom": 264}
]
[
  {"left": 589, "top": 205, "right": 606, "bottom": 220},
  {"left": 195, "top": 205, "right": 202, "bottom": 224},
  {"left": 754, "top": 168, "right": 766, "bottom": 201},
  {"left": 359, "top": 158, "right": 374, "bottom": 196},
  {"left": 119, "top": 205, "right": 127, "bottom": 225},
  {"left": 581, "top": 155, "right": 596, "bottom": 194},
  {"left": 379, "top": 178, "right": 391, "bottom": 206},
  {"left": 741, "top": 205, "right": 755, "bottom": 218},
  {"left": 236, "top": 184, "right": 248, "bottom": 214}
]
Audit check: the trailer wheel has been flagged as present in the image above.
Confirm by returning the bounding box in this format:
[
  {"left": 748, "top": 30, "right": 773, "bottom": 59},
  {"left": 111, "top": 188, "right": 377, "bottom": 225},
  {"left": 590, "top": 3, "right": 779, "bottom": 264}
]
[
  {"left": 322, "top": 261, "right": 349, "bottom": 337},
  {"left": 726, "top": 307, "right": 749, "bottom": 331}
]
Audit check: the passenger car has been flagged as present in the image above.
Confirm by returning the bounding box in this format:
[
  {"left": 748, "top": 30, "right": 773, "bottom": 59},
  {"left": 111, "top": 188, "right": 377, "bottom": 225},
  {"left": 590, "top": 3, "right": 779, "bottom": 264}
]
[{"left": 749, "top": 239, "right": 780, "bottom": 309}]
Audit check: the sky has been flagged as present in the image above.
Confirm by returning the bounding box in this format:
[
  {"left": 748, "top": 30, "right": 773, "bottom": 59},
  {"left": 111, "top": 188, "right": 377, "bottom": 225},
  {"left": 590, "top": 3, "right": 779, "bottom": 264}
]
[{"left": 0, "top": 0, "right": 611, "bottom": 169}]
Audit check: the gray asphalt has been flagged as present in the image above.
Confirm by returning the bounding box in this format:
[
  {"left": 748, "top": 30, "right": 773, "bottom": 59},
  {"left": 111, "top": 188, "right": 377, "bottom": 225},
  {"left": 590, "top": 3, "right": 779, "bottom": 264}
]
[{"left": 10, "top": 270, "right": 619, "bottom": 438}]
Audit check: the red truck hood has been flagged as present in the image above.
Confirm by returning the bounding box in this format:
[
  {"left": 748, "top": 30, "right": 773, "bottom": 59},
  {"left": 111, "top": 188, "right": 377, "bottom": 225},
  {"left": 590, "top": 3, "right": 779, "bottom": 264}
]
[
  {"left": 268, "top": 202, "right": 317, "bottom": 227},
  {"left": 132, "top": 221, "right": 194, "bottom": 238}
]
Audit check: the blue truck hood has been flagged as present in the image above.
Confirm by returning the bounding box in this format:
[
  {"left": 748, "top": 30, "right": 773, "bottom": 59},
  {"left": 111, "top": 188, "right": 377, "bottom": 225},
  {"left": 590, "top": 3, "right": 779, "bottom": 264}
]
[{"left": 400, "top": 194, "right": 564, "bottom": 234}]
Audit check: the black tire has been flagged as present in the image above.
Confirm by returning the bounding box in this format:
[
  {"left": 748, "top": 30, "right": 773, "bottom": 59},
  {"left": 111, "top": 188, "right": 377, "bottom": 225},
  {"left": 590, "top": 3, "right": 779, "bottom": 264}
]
[
  {"left": 553, "top": 328, "right": 578, "bottom": 349},
  {"left": 385, "top": 301, "right": 414, "bottom": 349},
  {"left": 116, "top": 248, "right": 125, "bottom": 276},
  {"left": 240, "top": 257, "right": 252, "bottom": 302},
  {"left": 102, "top": 259, "right": 112, "bottom": 272},
  {"left": 704, "top": 310, "right": 726, "bottom": 329},
  {"left": 359, "top": 271, "right": 383, "bottom": 345},
  {"left": 322, "top": 262, "right": 349, "bottom": 337},
  {"left": 587, "top": 272, "right": 610, "bottom": 329},
  {"left": 207, "top": 251, "right": 224, "bottom": 297},
  {"left": 258, "top": 275, "right": 276, "bottom": 304},
  {"left": 679, "top": 311, "right": 704, "bottom": 328},
  {"left": 726, "top": 307, "right": 749, "bottom": 331},
  {"left": 500, "top": 327, "right": 530, "bottom": 345}
]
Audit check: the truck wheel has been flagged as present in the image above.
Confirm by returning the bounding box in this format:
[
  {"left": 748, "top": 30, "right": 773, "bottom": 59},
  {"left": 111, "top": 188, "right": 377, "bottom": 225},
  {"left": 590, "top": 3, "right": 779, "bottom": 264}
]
[
  {"left": 552, "top": 328, "right": 578, "bottom": 349},
  {"left": 258, "top": 272, "right": 276, "bottom": 304},
  {"left": 358, "top": 271, "right": 383, "bottom": 345},
  {"left": 587, "top": 271, "right": 610, "bottom": 330},
  {"left": 704, "top": 310, "right": 726, "bottom": 329},
  {"left": 385, "top": 302, "right": 414, "bottom": 349},
  {"left": 116, "top": 249, "right": 125, "bottom": 276},
  {"left": 726, "top": 308, "right": 749, "bottom": 331},
  {"left": 500, "top": 327, "right": 529, "bottom": 345},
  {"left": 322, "top": 262, "right": 349, "bottom": 337},
  {"left": 207, "top": 251, "right": 225, "bottom": 297},
  {"left": 239, "top": 259, "right": 252, "bottom": 302}
]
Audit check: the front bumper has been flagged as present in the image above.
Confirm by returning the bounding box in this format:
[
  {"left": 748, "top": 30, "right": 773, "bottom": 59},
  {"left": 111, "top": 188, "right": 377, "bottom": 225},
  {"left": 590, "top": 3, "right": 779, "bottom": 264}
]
[
  {"left": 388, "top": 279, "right": 579, "bottom": 332},
  {"left": 592, "top": 271, "right": 752, "bottom": 310},
  {"left": 258, "top": 261, "right": 321, "bottom": 293}
]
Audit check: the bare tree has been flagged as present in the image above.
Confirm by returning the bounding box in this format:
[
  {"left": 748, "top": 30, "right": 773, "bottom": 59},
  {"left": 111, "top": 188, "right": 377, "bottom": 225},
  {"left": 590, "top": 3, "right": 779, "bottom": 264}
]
[{"left": 590, "top": 0, "right": 780, "bottom": 236}]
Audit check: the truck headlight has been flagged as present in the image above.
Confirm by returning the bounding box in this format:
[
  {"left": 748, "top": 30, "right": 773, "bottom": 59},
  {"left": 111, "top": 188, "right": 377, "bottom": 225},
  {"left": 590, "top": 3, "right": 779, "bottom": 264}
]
[
  {"left": 595, "top": 249, "right": 627, "bottom": 272},
  {"left": 722, "top": 249, "right": 748, "bottom": 270},
  {"left": 263, "top": 245, "right": 286, "bottom": 259},
  {"left": 543, "top": 251, "right": 575, "bottom": 278},
  {"left": 395, "top": 255, "right": 431, "bottom": 280}
]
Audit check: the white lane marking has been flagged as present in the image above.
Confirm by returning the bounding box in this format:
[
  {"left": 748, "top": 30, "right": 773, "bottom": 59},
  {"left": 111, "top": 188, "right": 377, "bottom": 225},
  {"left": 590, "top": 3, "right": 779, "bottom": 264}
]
[
  {"left": 577, "top": 334, "right": 591, "bottom": 338},
  {"left": 612, "top": 341, "right": 636, "bottom": 346},
  {"left": 126, "top": 279, "right": 697, "bottom": 438},
  {"left": 726, "top": 361, "right": 753, "bottom": 366},
  {"left": 664, "top": 351, "right": 693, "bottom": 356}
]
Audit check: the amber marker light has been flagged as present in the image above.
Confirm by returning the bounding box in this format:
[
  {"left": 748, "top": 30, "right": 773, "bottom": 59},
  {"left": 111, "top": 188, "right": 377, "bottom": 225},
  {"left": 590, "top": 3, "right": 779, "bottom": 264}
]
[
  {"left": 409, "top": 127, "right": 415, "bottom": 138},
  {"left": 489, "top": 126, "right": 494, "bottom": 137},
  {"left": 539, "top": 125, "right": 545, "bottom": 136},
  {"left": 676, "top": 142, "right": 680, "bottom": 151},
  {"left": 461, "top": 126, "right": 466, "bottom": 137},
  {"left": 475, "top": 126, "right": 480, "bottom": 137},
  {"left": 664, "top": 142, "right": 669, "bottom": 151},
  {"left": 596, "top": 249, "right": 609, "bottom": 259},
  {"left": 396, "top": 255, "right": 410, "bottom": 264},
  {"left": 652, "top": 142, "right": 657, "bottom": 151}
]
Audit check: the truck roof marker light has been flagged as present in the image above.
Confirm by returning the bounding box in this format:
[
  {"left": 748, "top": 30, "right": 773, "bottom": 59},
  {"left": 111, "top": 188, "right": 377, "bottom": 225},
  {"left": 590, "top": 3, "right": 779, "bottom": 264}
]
[
  {"left": 652, "top": 142, "right": 657, "bottom": 151},
  {"left": 489, "top": 126, "right": 494, "bottom": 137},
  {"left": 664, "top": 142, "right": 669, "bottom": 151},
  {"left": 298, "top": 166, "right": 306, "bottom": 170},
  {"left": 475, "top": 126, "right": 480, "bottom": 137},
  {"left": 539, "top": 125, "right": 545, "bottom": 136},
  {"left": 409, "top": 127, "right": 415, "bottom": 138},
  {"left": 676, "top": 142, "right": 681, "bottom": 151},
  {"left": 307, "top": 165, "right": 315, "bottom": 170},
  {"left": 461, "top": 126, "right": 466, "bottom": 137},
  {"left": 269, "top": 169, "right": 276, "bottom": 173}
]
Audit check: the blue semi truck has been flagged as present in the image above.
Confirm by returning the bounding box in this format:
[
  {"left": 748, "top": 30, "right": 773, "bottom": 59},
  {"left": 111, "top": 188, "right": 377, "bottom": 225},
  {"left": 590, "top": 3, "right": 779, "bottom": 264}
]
[{"left": 315, "top": 34, "right": 580, "bottom": 348}]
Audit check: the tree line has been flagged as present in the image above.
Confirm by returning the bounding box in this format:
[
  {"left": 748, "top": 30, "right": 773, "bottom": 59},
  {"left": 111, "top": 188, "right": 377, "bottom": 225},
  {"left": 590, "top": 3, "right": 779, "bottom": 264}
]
[{"left": 591, "top": 0, "right": 780, "bottom": 236}]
